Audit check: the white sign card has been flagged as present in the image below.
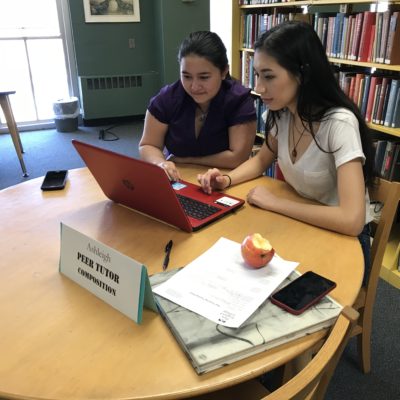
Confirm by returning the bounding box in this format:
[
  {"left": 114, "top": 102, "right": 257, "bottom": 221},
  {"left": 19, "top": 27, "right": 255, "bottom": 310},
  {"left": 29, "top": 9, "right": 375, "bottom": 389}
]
[{"left": 59, "top": 223, "right": 157, "bottom": 324}]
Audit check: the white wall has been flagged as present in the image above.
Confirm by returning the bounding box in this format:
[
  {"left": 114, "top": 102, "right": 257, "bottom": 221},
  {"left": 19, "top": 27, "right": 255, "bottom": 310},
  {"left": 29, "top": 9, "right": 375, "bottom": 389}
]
[{"left": 209, "top": 0, "right": 233, "bottom": 69}]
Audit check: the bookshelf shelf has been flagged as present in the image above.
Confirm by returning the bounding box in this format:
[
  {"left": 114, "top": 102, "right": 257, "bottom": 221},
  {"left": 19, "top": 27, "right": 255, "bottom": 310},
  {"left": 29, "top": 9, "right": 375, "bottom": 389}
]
[
  {"left": 240, "top": 0, "right": 400, "bottom": 8},
  {"left": 241, "top": 50, "right": 400, "bottom": 72},
  {"left": 312, "top": 0, "right": 400, "bottom": 5},
  {"left": 367, "top": 122, "right": 400, "bottom": 137},
  {"left": 328, "top": 57, "right": 400, "bottom": 72},
  {"left": 241, "top": 1, "right": 310, "bottom": 9}
]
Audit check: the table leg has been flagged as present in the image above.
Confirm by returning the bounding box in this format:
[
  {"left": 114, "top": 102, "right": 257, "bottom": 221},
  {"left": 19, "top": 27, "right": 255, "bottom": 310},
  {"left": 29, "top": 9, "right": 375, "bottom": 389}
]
[{"left": 0, "top": 95, "right": 28, "bottom": 177}]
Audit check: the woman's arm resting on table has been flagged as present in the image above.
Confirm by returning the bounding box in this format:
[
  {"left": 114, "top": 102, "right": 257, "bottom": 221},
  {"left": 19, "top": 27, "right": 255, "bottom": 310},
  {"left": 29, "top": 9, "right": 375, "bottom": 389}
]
[
  {"left": 198, "top": 139, "right": 277, "bottom": 194},
  {"left": 173, "top": 120, "right": 257, "bottom": 169},
  {"left": 139, "top": 110, "right": 181, "bottom": 181},
  {"left": 247, "top": 159, "right": 366, "bottom": 236}
]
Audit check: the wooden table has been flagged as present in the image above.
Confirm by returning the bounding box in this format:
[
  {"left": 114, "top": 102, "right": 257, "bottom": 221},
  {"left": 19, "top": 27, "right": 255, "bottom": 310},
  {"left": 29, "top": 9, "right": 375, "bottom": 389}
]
[
  {"left": 0, "top": 166, "right": 363, "bottom": 399},
  {"left": 0, "top": 90, "right": 28, "bottom": 177}
]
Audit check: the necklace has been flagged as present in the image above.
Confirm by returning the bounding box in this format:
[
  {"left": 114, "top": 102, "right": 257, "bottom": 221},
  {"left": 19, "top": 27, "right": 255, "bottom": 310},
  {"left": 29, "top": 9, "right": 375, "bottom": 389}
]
[
  {"left": 197, "top": 105, "right": 208, "bottom": 122},
  {"left": 291, "top": 116, "right": 307, "bottom": 160}
]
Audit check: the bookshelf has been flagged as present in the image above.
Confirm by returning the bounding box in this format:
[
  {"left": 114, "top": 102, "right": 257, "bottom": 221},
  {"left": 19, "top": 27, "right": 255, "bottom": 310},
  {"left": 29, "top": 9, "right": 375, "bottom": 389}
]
[
  {"left": 231, "top": 0, "right": 400, "bottom": 288},
  {"left": 236, "top": 0, "right": 400, "bottom": 135}
]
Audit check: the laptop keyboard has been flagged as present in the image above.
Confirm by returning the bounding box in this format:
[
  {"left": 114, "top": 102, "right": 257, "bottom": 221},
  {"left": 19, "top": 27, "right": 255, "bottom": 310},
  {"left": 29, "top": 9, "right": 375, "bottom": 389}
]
[{"left": 176, "top": 194, "right": 220, "bottom": 220}]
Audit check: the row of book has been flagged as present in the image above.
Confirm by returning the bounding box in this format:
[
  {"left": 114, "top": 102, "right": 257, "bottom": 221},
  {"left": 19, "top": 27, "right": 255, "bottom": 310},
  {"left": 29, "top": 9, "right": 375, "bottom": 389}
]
[
  {"left": 374, "top": 140, "right": 400, "bottom": 181},
  {"left": 242, "top": 51, "right": 255, "bottom": 88},
  {"left": 253, "top": 100, "right": 285, "bottom": 180},
  {"left": 265, "top": 160, "right": 285, "bottom": 180},
  {"left": 337, "top": 72, "right": 400, "bottom": 128},
  {"left": 240, "top": 10, "right": 400, "bottom": 65},
  {"left": 255, "top": 96, "right": 267, "bottom": 135},
  {"left": 241, "top": 12, "right": 311, "bottom": 49},
  {"left": 251, "top": 140, "right": 285, "bottom": 181},
  {"left": 314, "top": 10, "right": 400, "bottom": 65}
]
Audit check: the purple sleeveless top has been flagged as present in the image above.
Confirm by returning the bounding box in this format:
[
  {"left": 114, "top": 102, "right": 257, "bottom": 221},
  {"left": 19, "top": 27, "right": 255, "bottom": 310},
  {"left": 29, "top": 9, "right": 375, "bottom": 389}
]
[{"left": 147, "top": 79, "right": 256, "bottom": 157}]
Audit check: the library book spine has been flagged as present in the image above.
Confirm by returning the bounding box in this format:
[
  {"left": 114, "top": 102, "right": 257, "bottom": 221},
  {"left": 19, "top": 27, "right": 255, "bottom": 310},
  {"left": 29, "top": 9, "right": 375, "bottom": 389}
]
[
  {"left": 385, "top": 12, "right": 400, "bottom": 65},
  {"left": 384, "top": 80, "right": 399, "bottom": 127}
]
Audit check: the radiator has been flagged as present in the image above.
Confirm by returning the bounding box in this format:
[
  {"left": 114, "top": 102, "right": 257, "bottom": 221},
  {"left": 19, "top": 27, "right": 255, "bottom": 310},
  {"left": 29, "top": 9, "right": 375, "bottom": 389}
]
[
  {"left": 84, "top": 75, "right": 142, "bottom": 91},
  {"left": 79, "top": 72, "right": 160, "bottom": 120}
]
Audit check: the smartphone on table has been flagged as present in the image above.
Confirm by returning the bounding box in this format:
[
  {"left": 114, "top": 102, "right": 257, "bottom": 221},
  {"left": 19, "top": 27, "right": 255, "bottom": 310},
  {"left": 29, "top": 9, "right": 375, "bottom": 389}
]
[
  {"left": 41, "top": 170, "right": 68, "bottom": 191},
  {"left": 270, "top": 271, "right": 336, "bottom": 315}
]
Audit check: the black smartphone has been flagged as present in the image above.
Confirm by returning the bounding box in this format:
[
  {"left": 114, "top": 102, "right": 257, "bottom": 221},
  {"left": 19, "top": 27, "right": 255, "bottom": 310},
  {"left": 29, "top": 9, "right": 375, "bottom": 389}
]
[
  {"left": 270, "top": 271, "right": 336, "bottom": 315},
  {"left": 41, "top": 170, "right": 68, "bottom": 191}
]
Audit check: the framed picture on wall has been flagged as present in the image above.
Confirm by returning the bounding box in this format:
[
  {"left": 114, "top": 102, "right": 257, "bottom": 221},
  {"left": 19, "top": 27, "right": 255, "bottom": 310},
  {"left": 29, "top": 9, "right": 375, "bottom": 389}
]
[{"left": 83, "top": 0, "right": 140, "bottom": 23}]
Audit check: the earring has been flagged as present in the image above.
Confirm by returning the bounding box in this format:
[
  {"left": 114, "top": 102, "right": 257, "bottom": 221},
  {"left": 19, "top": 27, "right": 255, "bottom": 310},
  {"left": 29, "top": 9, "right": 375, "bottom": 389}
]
[{"left": 300, "top": 64, "right": 310, "bottom": 83}]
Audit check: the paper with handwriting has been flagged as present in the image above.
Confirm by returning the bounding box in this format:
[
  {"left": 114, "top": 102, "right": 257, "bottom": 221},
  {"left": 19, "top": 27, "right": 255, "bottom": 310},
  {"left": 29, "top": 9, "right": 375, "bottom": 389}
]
[{"left": 153, "top": 237, "right": 298, "bottom": 328}]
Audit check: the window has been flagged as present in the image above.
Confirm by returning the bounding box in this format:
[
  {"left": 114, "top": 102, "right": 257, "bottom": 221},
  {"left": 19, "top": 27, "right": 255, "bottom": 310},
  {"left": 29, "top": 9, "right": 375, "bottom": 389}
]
[{"left": 0, "top": 0, "right": 77, "bottom": 130}]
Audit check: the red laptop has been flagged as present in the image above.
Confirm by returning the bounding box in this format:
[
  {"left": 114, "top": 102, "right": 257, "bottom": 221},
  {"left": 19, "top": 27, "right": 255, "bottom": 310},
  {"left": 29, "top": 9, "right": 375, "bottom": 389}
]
[{"left": 72, "top": 140, "right": 244, "bottom": 232}]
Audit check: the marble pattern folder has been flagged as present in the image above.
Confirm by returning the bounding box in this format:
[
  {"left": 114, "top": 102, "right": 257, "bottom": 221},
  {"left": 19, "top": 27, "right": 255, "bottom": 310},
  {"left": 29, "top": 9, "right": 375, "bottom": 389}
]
[{"left": 150, "top": 269, "right": 342, "bottom": 375}]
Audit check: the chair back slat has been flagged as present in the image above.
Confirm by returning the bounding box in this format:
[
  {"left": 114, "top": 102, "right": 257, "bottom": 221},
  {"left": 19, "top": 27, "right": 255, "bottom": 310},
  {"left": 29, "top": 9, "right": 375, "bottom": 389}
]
[
  {"left": 263, "top": 306, "right": 359, "bottom": 400},
  {"left": 367, "top": 180, "right": 400, "bottom": 296},
  {"left": 348, "top": 179, "right": 400, "bottom": 374}
]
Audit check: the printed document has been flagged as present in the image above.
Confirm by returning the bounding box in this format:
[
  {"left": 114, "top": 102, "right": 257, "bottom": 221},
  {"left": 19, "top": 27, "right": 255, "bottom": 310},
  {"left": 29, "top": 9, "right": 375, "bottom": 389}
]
[{"left": 153, "top": 237, "right": 298, "bottom": 328}]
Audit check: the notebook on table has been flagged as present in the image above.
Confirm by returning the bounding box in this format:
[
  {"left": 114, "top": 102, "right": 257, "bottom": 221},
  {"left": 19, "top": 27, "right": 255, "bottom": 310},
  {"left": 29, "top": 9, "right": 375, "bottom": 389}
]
[
  {"left": 150, "top": 268, "right": 342, "bottom": 374},
  {"left": 72, "top": 140, "right": 245, "bottom": 232}
]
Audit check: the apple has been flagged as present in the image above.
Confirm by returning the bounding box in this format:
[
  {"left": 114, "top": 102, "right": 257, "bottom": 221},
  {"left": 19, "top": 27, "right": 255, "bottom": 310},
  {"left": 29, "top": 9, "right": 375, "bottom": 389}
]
[{"left": 241, "top": 233, "right": 275, "bottom": 269}]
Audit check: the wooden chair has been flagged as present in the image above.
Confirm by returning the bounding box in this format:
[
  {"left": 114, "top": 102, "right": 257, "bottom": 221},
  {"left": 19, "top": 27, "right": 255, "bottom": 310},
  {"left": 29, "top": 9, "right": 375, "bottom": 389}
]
[
  {"left": 350, "top": 178, "right": 400, "bottom": 373},
  {"left": 192, "top": 306, "right": 359, "bottom": 400}
]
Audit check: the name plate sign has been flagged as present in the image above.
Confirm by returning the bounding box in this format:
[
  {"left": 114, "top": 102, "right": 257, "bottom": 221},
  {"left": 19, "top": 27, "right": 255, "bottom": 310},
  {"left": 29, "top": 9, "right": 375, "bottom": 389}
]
[{"left": 59, "top": 223, "right": 157, "bottom": 324}]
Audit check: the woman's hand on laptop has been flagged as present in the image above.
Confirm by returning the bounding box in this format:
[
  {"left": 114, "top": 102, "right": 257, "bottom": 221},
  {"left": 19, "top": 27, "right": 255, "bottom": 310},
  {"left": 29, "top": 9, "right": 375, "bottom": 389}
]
[
  {"left": 157, "top": 160, "right": 181, "bottom": 182},
  {"left": 198, "top": 168, "right": 230, "bottom": 194}
]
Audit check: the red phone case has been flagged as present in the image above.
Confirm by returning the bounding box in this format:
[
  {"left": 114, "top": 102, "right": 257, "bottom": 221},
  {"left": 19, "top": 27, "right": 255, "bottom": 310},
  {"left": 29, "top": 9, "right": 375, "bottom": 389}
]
[{"left": 270, "top": 271, "right": 336, "bottom": 315}]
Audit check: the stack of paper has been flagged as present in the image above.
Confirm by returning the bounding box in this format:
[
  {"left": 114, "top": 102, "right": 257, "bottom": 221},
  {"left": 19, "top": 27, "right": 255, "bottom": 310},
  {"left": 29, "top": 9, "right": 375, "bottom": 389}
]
[
  {"left": 153, "top": 237, "right": 298, "bottom": 328},
  {"left": 151, "top": 238, "right": 342, "bottom": 374}
]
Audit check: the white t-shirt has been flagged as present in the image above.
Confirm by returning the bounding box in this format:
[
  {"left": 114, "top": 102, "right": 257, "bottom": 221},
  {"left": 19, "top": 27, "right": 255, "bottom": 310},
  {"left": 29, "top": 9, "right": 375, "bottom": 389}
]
[{"left": 269, "top": 107, "right": 372, "bottom": 224}]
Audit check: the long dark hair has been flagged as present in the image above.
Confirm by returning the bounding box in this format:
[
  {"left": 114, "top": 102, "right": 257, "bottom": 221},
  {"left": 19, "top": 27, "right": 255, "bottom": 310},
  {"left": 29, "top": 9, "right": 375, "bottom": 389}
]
[
  {"left": 178, "top": 31, "right": 231, "bottom": 78},
  {"left": 254, "top": 21, "right": 375, "bottom": 186}
]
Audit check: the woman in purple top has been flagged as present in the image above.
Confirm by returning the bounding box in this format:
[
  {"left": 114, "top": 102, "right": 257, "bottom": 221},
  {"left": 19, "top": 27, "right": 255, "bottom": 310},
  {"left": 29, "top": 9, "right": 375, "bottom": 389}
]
[{"left": 139, "top": 31, "right": 257, "bottom": 181}]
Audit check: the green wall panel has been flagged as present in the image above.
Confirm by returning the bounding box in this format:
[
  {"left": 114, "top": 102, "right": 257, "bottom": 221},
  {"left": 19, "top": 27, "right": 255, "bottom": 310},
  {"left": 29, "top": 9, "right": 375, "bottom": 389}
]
[
  {"left": 68, "top": 0, "right": 209, "bottom": 120},
  {"left": 157, "top": 0, "right": 211, "bottom": 84}
]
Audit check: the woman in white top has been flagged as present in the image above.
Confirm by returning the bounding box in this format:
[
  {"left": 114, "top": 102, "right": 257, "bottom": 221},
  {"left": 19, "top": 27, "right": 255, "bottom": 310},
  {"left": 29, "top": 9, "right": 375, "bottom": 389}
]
[{"left": 198, "top": 21, "right": 375, "bottom": 279}]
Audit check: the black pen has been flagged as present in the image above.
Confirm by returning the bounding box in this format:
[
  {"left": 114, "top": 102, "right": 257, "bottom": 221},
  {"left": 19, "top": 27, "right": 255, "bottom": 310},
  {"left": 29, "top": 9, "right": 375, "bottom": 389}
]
[{"left": 163, "top": 240, "right": 173, "bottom": 270}]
